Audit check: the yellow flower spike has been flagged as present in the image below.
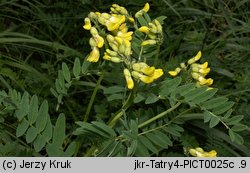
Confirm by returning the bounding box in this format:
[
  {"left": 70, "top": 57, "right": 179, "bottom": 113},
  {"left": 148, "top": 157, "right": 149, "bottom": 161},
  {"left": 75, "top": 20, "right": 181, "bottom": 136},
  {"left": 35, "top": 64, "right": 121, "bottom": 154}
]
[
  {"left": 198, "top": 76, "right": 207, "bottom": 85},
  {"left": 168, "top": 67, "right": 181, "bottom": 77},
  {"left": 168, "top": 71, "right": 178, "bottom": 77},
  {"left": 118, "top": 44, "right": 126, "bottom": 54},
  {"left": 128, "top": 17, "right": 135, "bottom": 23},
  {"left": 106, "top": 49, "right": 118, "bottom": 56},
  {"left": 83, "top": 17, "right": 91, "bottom": 30},
  {"left": 191, "top": 72, "right": 200, "bottom": 80},
  {"left": 117, "top": 31, "right": 133, "bottom": 41},
  {"left": 195, "top": 147, "right": 204, "bottom": 153},
  {"left": 138, "top": 26, "right": 150, "bottom": 34},
  {"left": 180, "top": 62, "right": 186, "bottom": 69},
  {"left": 114, "top": 36, "right": 123, "bottom": 45},
  {"left": 207, "top": 150, "right": 217, "bottom": 157},
  {"left": 141, "top": 66, "right": 155, "bottom": 76},
  {"left": 103, "top": 53, "right": 111, "bottom": 61},
  {"left": 154, "top": 19, "right": 162, "bottom": 33},
  {"left": 118, "top": 23, "right": 128, "bottom": 33},
  {"left": 148, "top": 23, "right": 158, "bottom": 33},
  {"left": 143, "top": 3, "right": 150, "bottom": 12},
  {"left": 199, "top": 67, "right": 210, "bottom": 75},
  {"left": 141, "top": 39, "right": 157, "bottom": 46},
  {"left": 94, "top": 35, "right": 104, "bottom": 48},
  {"left": 106, "top": 15, "right": 126, "bottom": 31},
  {"left": 87, "top": 47, "right": 100, "bottom": 62},
  {"left": 124, "top": 69, "right": 134, "bottom": 89},
  {"left": 89, "top": 38, "right": 96, "bottom": 47},
  {"left": 189, "top": 149, "right": 197, "bottom": 157},
  {"left": 140, "top": 75, "right": 154, "bottom": 84},
  {"left": 206, "top": 78, "right": 213, "bottom": 86},
  {"left": 152, "top": 69, "right": 164, "bottom": 79},
  {"left": 188, "top": 51, "right": 202, "bottom": 64},
  {"left": 90, "top": 27, "right": 98, "bottom": 35},
  {"left": 201, "top": 62, "right": 208, "bottom": 69}
]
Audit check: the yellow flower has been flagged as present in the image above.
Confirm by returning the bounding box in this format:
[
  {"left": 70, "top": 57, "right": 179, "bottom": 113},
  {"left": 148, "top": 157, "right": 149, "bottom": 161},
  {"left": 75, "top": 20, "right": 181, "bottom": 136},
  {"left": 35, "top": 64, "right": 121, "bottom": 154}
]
[
  {"left": 111, "top": 4, "right": 128, "bottom": 15},
  {"left": 90, "top": 27, "right": 104, "bottom": 48},
  {"left": 143, "top": 3, "right": 150, "bottom": 12},
  {"left": 189, "top": 147, "right": 217, "bottom": 157},
  {"left": 124, "top": 69, "right": 134, "bottom": 89},
  {"left": 168, "top": 67, "right": 181, "bottom": 77},
  {"left": 151, "top": 69, "right": 164, "bottom": 79},
  {"left": 188, "top": 51, "right": 202, "bottom": 64},
  {"left": 135, "top": 3, "right": 150, "bottom": 18},
  {"left": 106, "top": 15, "right": 126, "bottom": 31},
  {"left": 128, "top": 17, "right": 135, "bottom": 23},
  {"left": 133, "top": 62, "right": 154, "bottom": 75},
  {"left": 138, "top": 26, "right": 150, "bottom": 34},
  {"left": 87, "top": 47, "right": 100, "bottom": 62},
  {"left": 83, "top": 17, "right": 91, "bottom": 30},
  {"left": 141, "top": 39, "right": 157, "bottom": 46}
]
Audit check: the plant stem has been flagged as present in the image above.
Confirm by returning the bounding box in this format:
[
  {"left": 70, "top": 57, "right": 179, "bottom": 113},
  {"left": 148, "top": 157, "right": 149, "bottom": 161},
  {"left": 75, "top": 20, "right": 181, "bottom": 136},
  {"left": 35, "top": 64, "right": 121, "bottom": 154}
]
[
  {"left": 154, "top": 44, "right": 160, "bottom": 67},
  {"left": 108, "top": 89, "right": 134, "bottom": 127},
  {"left": 84, "top": 72, "right": 104, "bottom": 122},
  {"left": 138, "top": 101, "right": 181, "bottom": 129}
]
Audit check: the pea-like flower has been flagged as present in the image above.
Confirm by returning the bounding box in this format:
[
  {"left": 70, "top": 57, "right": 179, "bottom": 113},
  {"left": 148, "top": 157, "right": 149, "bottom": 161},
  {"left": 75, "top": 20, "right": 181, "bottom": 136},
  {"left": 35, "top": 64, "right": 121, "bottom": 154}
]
[
  {"left": 87, "top": 46, "right": 100, "bottom": 62},
  {"left": 189, "top": 147, "right": 217, "bottom": 157},
  {"left": 135, "top": 3, "right": 150, "bottom": 18},
  {"left": 124, "top": 69, "right": 134, "bottom": 89},
  {"left": 83, "top": 17, "right": 91, "bottom": 30}
]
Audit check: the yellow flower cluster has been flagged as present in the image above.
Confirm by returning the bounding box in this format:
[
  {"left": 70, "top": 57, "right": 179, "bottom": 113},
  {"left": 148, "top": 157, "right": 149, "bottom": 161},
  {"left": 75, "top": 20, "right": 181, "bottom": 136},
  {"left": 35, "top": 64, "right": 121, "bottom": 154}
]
[
  {"left": 138, "top": 19, "right": 163, "bottom": 46},
  {"left": 189, "top": 147, "right": 217, "bottom": 157},
  {"left": 168, "top": 51, "right": 213, "bottom": 87},
  {"left": 83, "top": 3, "right": 164, "bottom": 89},
  {"left": 123, "top": 63, "right": 163, "bottom": 89},
  {"left": 135, "top": 3, "right": 150, "bottom": 18}
]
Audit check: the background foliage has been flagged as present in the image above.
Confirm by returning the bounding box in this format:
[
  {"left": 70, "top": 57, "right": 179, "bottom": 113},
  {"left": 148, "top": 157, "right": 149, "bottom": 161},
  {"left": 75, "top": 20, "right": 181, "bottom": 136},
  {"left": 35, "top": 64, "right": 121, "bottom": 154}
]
[{"left": 0, "top": 0, "right": 249, "bottom": 156}]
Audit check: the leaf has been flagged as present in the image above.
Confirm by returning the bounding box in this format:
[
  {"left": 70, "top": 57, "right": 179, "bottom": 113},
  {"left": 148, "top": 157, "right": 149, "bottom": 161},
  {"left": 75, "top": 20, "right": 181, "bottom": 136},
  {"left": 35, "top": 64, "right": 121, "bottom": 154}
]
[
  {"left": 46, "top": 143, "right": 63, "bottom": 157},
  {"left": 15, "top": 91, "right": 29, "bottom": 121},
  {"left": 146, "top": 132, "right": 170, "bottom": 148},
  {"left": 26, "top": 126, "right": 38, "bottom": 143},
  {"left": 229, "top": 129, "right": 244, "bottom": 144},
  {"left": 145, "top": 93, "right": 159, "bottom": 104},
  {"left": 190, "top": 88, "right": 218, "bottom": 104},
  {"left": 53, "top": 113, "right": 65, "bottom": 147},
  {"left": 159, "top": 77, "right": 182, "bottom": 97},
  {"left": 73, "top": 58, "right": 81, "bottom": 78},
  {"left": 176, "top": 83, "right": 196, "bottom": 96},
  {"left": 225, "top": 115, "right": 244, "bottom": 125},
  {"left": 134, "top": 93, "right": 145, "bottom": 103},
  {"left": 184, "top": 87, "right": 207, "bottom": 102},
  {"left": 103, "top": 86, "right": 124, "bottom": 94},
  {"left": 33, "top": 134, "right": 46, "bottom": 152},
  {"left": 209, "top": 115, "right": 220, "bottom": 128},
  {"left": 203, "top": 110, "right": 212, "bottom": 123},
  {"left": 137, "top": 16, "right": 148, "bottom": 26},
  {"left": 107, "top": 94, "right": 123, "bottom": 101},
  {"left": 62, "top": 62, "right": 71, "bottom": 82},
  {"left": 36, "top": 100, "right": 48, "bottom": 133},
  {"left": 231, "top": 124, "right": 248, "bottom": 132},
  {"left": 16, "top": 118, "right": 29, "bottom": 137},
  {"left": 138, "top": 135, "right": 158, "bottom": 154},
  {"left": 42, "top": 116, "right": 53, "bottom": 142},
  {"left": 64, "top": 142, "right": 77, "bottom": 156},
  {"left": 155, "top": 16, "right": 167, "bottom": 23},
  {"left": 28, "top": 95, "right": 38, "bottom": 124},
  {"left": 135, "top": 139, "right": 150, "bottom": 156},
  {"left": 201, "top": 97, "right": 228, "bottom": 110},
  {"left": 127, "top": 140, "right": 137, "bottom": 156},
  {"left": 92, "top": 121, "right": 116, "bottom": 137},
  {"left": 212, "top": 101, "right": 234, "bottom": 114},
  {"left": 81, "top": 60, "right": 90, "bottom": 74}
]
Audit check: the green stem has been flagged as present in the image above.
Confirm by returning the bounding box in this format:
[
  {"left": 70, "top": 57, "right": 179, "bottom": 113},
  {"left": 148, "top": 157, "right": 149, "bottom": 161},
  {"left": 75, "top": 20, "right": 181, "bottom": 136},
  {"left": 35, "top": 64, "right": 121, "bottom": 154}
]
[
  {"left": 154, "top": 44, "right": 161, "bottom": 67},
  {"left": 138, "top": 102, "right": 181, "bottom": 129},
  {"left": 108, "top": 89, "right": 135, "bottom": 127},
  {"left": 84, "top": 72, "right": 104, "bottom": 122}
]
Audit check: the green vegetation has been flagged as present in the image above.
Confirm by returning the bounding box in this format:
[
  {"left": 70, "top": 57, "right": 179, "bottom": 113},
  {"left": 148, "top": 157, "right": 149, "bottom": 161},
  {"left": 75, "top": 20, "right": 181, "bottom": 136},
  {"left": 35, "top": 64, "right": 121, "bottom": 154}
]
[{"left": 0, "top": 0, "right": 249, "bottom": 156}]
